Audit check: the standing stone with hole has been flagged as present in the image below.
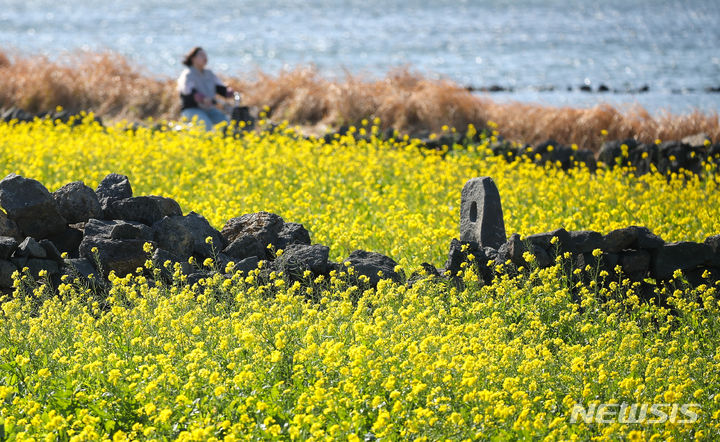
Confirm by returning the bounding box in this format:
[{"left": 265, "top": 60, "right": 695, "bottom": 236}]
[{"left": 460, "top": 177, "right": 506, "bottom": 249}]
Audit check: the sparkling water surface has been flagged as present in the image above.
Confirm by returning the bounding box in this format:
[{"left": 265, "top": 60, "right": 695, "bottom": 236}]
[{"left": 2, "top": 0, "right": 719, "bottom": 113}]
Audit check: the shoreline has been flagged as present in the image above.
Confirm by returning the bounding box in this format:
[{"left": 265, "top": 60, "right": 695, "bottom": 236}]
[{"left": 1, "top": 50, "right": 719, "bottom": 151}]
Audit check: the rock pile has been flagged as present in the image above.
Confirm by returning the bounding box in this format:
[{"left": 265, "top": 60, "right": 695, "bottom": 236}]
[
  {"left": 321, "top": 127, "right": 719, "bottom": 176},
  {"left": 485, "top": 135, "right": 720, "bottom": 175},
  {"left": 1, "top": 107, "right": 102, "bottom": 126},
  {"left": 440, "top": 177, "right": 720, "bottom": 292},
  {"left": 597, "top": 136, "right": 720, "bottom": 176},
  {"left": 444, "top": 226, "right": 720, "bottom": 287},
  {"left": 0, "top": 173, "right": 716, "bottom": 297},
  {"left": 0, "top": 173, "right": 400, "bottom": 292}
]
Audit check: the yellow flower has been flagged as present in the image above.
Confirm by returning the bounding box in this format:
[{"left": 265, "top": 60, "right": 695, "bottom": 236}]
[
  {"left": 570, "top": 357, "right": 585, "bottom": 373},
  {"left": 108, "top": 369, "right": 121, "bottom": 385},
  {"left": 157, "top": 408, "right": 173, "bottom": 423},
  {"left": 144, "top": 403, "right": 157, "bottom": 415},
  {"left": 0, "top": 114, "right": 717, "bottom": 441}
]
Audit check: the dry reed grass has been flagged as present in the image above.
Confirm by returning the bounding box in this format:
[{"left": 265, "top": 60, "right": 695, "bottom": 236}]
[
  {"left": 1, "top": 49, "right": 718, "bottom": 150},
  {"left": 0, "top": 49, "right": 177, "bottom": 120}
]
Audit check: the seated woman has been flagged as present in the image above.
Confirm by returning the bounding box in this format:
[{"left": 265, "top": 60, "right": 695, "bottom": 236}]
[{"left": 177, "top": 47, "right": 235, "bottom": 130}]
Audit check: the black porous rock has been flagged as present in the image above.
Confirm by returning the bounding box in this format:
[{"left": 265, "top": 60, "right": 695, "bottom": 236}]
[
  {"left": 526, "top": 228, "right": 571, "bottom": 252},
  {"left": 0, "top": 236, "right": 19, "bottom": 260},
  {"left": 408, "top": 263, "right": 442, "bottom": 288},
  {"left": 52, "top": 181, "right": 102, "bottom": 223},
  {"left": 685, "top": 266, "right": 720, "bottom": 286},
  {"left": 221, "top": 211, "right": 285, "bottom": 248},
  {"left": 186, "top": 273, "right": 206, "bottom": 287},
  {"left": 498, "top": 233, "right": 526, "bottom": 266},
  {"left": 149, "top": 196, "right": 183, "bottom": 218},
  {"left": 628, "top": 143, "right": 658, "bottom": 176},
  {"left": 706, "top": 235, "right": 720, "bottom": 266},
  {"left": 657, "top": 141, "right": 705, "bottom": 175},
  {"left": 0, "top": 212, "right": 22, "bottom": 240},
  {"left": 569, "top": 230, "right": 605, "bottom": 253},
  {"left": 421, "top": 262, "right": 441, "bottom": 278},
  {"left": 152, "top": 248, "right": 194, "bottom": 280},
  {"left": 604, "top": 226, "right": 664, "bottom": 253},
  {"left": 232, "top": 256, "right": 260, "bottom": 274},
  {"left": 178, "top": 212, "right": 225, "bottom": 258},
  {"left": 39, "top": 239, "right": 63, "bottom": 263},
  {"left": 532, "top": 140, "right": 574, "bottom": 170},
  {"left": 79, "top": 237, "right": 151, "bottom": 277},
  {"left": 152, "top": 216, "right": 194, "bottom": 259},
  {"left": 619, "top": 250, "right": 651, "bottom": 278},
  {"left": 445, "top": 238, "right": 479, "bottom": 276},
  {"left": 483, "top": 247, "right": 499, "bottom": 262},
  {"left": 46, "top": 226, "right": 84, "bottom": 258},
  {"left": 573, "top": 149, "right": 597, "bottom": 172},
  {"left": 10, "top": 256, "right": 27, "bottom": 270},
  {"left": 604, "top": 227, "right": 637, "bottom": 253},
  {"left": 1, "top": 107, "right": 33, "bottom": 123},
  {"left": 276, "top": 244, "right": 330, "bottom": 277},
  {"left": 0, "top": 260, "right": 18, "bottom": 289},
  {"left": 276, "top": 222, "right": 312, "bottom": 249},
  {"left": 95, "top": 173, "right": 132, "bottom": 210},
  {"left": 0, "top": 173, "right": 67, "bottom": 238},
  {"left": 598, "top": 139, "right": 638, "bottom": 167},
  {"left": 652, "top": 242, "right": 714, "bottom": 280},
  {"left": 706, "top": 234, "right": 720, "bottom": 253},
  {"left": 13, "top": 237, "right": 46, "bottom": 259},
  {"left": 62, "top": 258, "right": 99, "bottom": 282},
  {"left": 212, "top": 253, "right": 236, "bottom": 273},
  {"left": 444, "top": 238, "right": 493, "bottom": 281},
  {"left": 26, "top": 259, "right": 59, "bottom": 278},
  {"left": 84, "top": 219, "right": 153, "bottom": 241},
  {"left": 574, "top": 251, "right": 619, "bottom": 274},
  {"left": 634, "top": 227, "right": 665, "bottom": 249},
  {"left": 460, "top": 177, "right": 506, "bottom": 249},
  {"left": 106, "top": 196, "right": 180, "bottom": 226},
  {"left": 344, "top": 249, "right": 400, "bottom": 287},
  {"left": 532, "top": 246, "right": 553, "bottom": 268},
  {"left": 223, "top": 235, "right": 267, "bottom": 261}
]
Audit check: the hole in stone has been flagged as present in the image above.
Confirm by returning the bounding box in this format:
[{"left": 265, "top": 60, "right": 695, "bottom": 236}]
[{"left": 469, "top": 201, "right": 477, "bottom": 222}]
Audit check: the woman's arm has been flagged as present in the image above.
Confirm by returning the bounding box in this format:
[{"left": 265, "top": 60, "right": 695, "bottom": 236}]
[{"left": 212, "top": 72, "right": 235, "bottom": 97}]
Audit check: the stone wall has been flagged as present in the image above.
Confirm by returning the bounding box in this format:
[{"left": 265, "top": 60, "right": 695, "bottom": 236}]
[
  {"left": 0, "top": 173, "right": 399, "bottom": 292},
  {"left": 442, "top": 177, "right": 720, "bottom": 293},
  {"left": 0, "top": 173, "right": 716, "bottom": 296}
]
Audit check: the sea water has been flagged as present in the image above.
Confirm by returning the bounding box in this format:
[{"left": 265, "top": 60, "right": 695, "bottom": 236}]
[{"left": 1, "top": 0, "right": 719, "bottom": 113}]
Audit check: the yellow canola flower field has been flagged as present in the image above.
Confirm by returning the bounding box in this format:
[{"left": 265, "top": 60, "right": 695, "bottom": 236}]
[
  {"left": 0, "top": 118, "right": 718, "bottom": 440},
  {"left": 0, "top": 118, "right": 717, "bottom": 267}
]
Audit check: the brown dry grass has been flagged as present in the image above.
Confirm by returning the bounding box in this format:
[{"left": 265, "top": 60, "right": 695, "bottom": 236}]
[
  {"left": 0, "top": 49, "right": 177, "bottom": 120},
  {"left": 1, "top": 49, "right": 718, "bottom": 150}
]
